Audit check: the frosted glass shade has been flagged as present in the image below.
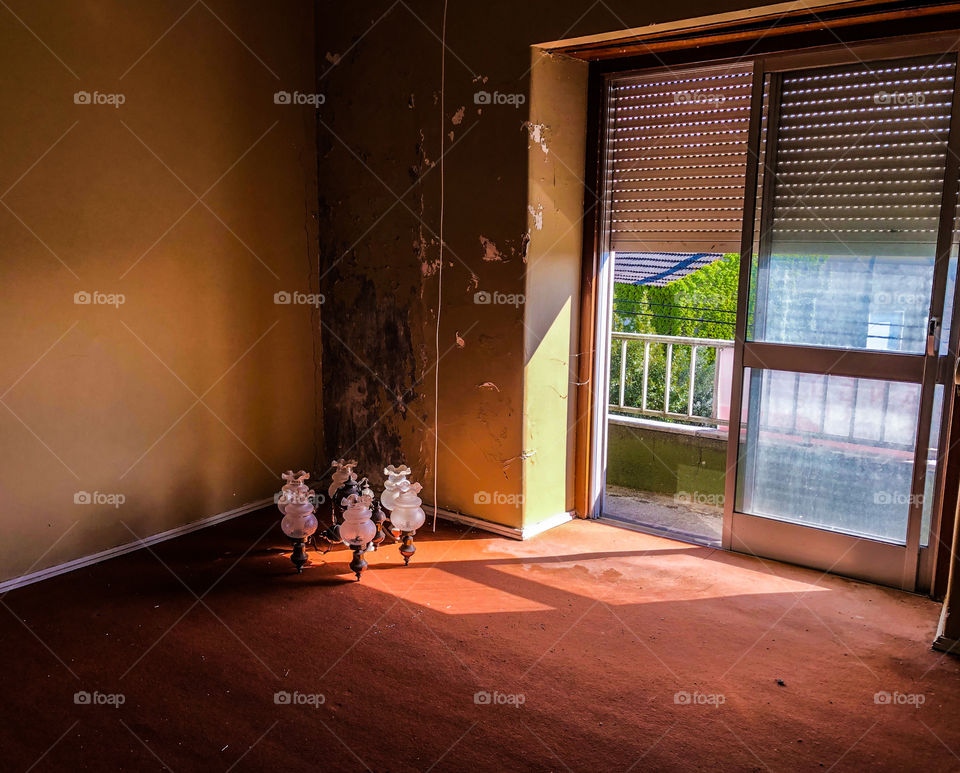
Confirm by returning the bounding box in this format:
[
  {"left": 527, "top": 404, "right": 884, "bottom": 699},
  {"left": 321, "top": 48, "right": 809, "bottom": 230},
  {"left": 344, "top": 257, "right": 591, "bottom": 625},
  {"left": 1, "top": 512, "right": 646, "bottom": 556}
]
[
  {"left": 390, "top": 482, "right": 425, "bottom": 532},
  {"left": 341, "top": 494, "right": 377, "bottom": 546},
  {"left": 390, "top": 505, "right": 425, "bottom": 532},
  {"left": 380, "top": 465, "right": 412, "bottom": 512},
  {"left": 281, "top": 502, "right": 319, "bottom": 540}
]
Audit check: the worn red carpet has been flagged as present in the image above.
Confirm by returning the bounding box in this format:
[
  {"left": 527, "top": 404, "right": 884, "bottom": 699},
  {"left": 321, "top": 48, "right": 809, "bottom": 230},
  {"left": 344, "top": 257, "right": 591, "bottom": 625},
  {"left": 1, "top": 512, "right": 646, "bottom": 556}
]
[{"left": 0, "top": 509, "right": 958, "bottom": 771}]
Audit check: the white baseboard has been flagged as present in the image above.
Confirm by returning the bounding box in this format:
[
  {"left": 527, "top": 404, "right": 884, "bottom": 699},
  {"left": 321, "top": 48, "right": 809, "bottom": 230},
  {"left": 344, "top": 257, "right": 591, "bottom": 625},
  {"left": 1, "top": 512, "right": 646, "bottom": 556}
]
[
  {"left": 521, "top": 510, "right": 576, "bottom": 538},
  {"left": 0, "top": 497, "right": 273, "bottom": 595},
  {"left": 0, "top": 500, "right": 574, "bottom": 593},
  {"left": 431, "top": 506, "right": 574, "bottom": 540}
]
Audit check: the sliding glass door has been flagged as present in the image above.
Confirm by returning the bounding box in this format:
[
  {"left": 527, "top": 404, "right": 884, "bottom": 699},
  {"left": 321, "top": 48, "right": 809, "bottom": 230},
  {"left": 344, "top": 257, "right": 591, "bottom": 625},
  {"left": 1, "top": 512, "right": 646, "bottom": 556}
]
[{"left": 725, "top": 47, "right": 960, "bottom": 591}]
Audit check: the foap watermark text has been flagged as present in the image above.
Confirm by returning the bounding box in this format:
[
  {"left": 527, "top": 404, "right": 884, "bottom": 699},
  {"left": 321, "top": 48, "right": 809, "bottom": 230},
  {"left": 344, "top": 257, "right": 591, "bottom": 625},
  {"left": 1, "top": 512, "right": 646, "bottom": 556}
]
[
  {"left": 75, "top": 691, "right": 125, "bottom": 707},
  {"left": 74, "top": 91, "right": 125, "bottom": 108},
  {"left": 875, "top": 691, "right": 925, "bottom": 706},
  {"left": 474, "top": 690, "right": 525, "bottom": 707},
  {"left": 673, "top": 90, "right": 725, "bottom": 108},
  {"left": 75, "top": 291, "right": 125, "bottom": 308},
  {"left": 274, "top": 491, "right": 326, "bottom": 508},
  {"left": 474, "top": 491, "right": 523, "bottom": 507},
  {"left": 674, "top": 690, "right": 726, "bottom": 706},
  {"left": 874, "top": 91, "right": 925, "bottom": 106},
  {"left": 274, "top": 91, "right": 325, "bottom": 106},
  {"left": 274, "top": 691, "right": 325, "bottom": 707},
  {"left": 874, "top": 491, "right": 923, "bottom": 506},
  {"left": 474, "top": 90, "right": 525, "bottom": 108},
  {"left": 275, "top": 290, "right": 324, "bottom": 307},
  {"left": 75, "top": 491, "right": 125, "bottom": 508},
  {"left": 474, "top": 291, "right": 524, "bottom": 307},
  {"left": 675, "top": 491, "right": 724, "bottom": 507}
]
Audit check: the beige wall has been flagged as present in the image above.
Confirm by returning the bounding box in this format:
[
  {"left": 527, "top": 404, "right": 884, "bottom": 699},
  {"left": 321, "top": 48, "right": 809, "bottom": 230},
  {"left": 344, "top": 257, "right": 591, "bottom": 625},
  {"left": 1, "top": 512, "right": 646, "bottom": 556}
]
[{"left": 0, "top": 1, "right": 319, "bottom": 583}]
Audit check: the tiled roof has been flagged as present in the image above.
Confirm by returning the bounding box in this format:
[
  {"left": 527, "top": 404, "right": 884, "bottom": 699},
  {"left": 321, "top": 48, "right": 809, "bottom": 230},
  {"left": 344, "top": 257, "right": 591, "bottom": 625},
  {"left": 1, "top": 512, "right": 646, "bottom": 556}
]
[{"left": 614, "top": 252, "right": 724, "bottom": 287}]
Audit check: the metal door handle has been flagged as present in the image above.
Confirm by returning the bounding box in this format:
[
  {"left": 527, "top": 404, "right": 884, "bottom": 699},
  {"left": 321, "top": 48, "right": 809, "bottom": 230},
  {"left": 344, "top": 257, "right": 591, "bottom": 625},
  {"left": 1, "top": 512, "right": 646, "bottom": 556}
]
[{"left": 928, "top": 316, "right": 941, "bottom": 357}]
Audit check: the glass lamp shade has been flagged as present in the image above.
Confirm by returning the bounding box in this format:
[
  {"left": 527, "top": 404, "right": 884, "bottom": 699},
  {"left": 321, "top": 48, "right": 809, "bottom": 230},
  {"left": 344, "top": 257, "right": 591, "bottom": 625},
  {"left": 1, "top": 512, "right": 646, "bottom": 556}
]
[
  {"left": 279, "top": 469, "right": 312, "bottom": 516},
  {"left": 380, "top": 487, "right": 399, "bottom": 512},
  {"left": 281, "top": 502, "right": 319, "bottom": 540},
  {"left": 380, "top": 465, "right": 412, "bottom": 511},
  {"left": 389, "top": 482, "right": 426, "bottom": 532},
  {"left": 328, "top": 458, "right": 358, "bottom": 498},
  {"left": 340, "top": 494, "right": 377, "bottom": 546},
  {"left": 278, "top": 483, "right": 308, "bottom": 515}
]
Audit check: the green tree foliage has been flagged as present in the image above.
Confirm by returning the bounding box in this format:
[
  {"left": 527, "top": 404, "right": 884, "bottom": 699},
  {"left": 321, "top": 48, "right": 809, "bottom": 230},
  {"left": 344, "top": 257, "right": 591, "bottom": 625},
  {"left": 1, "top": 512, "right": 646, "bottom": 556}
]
[
  {"left": 613, "top": 253, "right": 739, "bottom": 340},
  {"left": 610, "top": 254, "right": 740, "bottom": 422}
]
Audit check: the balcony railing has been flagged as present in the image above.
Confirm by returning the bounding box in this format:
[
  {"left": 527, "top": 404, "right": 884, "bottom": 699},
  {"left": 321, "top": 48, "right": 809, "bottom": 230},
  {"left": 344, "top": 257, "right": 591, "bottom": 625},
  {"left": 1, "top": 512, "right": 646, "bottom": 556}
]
[{"left": 609, "top": 332, "right": 734, "bottom": 428}]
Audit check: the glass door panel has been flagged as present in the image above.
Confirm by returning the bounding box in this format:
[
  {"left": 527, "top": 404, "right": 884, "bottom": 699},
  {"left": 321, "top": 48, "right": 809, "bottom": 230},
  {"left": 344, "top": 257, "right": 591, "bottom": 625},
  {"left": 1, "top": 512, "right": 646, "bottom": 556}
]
[
  {"left": 726, "top": 49, "right": 960, "bottom": 591},
  {"left": 736, "top": 369, "right": 921, "bottom": 544}
]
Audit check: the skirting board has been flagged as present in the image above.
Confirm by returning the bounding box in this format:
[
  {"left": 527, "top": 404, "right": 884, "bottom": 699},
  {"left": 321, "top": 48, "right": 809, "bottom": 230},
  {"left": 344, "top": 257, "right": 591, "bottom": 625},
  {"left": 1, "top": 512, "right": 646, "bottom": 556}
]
[
  {"left": 0, "top": 501, "right": 573, "bottom": 593},
  {"left": 432, "top": 507, "right": 574, "bottom": 540},
  {"left": 0, "top": 497, "right": 274, "bottom": 595}
]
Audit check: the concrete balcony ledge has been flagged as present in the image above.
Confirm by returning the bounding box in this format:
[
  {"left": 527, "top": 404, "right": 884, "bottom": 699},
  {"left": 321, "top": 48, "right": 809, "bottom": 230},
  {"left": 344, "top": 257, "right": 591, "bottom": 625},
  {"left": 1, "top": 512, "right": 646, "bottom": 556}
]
[
  {"left": 606, "top": 415, "right": 727, "bottom": 499},
  {"left": 608, "top": 413, "right": 728, "bottom": 442}
]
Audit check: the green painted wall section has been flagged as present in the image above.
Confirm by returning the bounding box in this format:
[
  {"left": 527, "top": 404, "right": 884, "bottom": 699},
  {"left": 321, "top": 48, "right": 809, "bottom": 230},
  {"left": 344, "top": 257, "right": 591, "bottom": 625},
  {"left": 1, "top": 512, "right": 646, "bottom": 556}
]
[{"left": 606, "top": 422, "right": 726, "bottom": 497}]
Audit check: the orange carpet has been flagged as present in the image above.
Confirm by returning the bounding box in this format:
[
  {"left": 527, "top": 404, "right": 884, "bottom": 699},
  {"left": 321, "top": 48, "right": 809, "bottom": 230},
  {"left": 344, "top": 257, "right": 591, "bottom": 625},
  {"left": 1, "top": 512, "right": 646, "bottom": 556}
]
[{"left": 1, "top": 508, "right": 958, "bottom": 771}]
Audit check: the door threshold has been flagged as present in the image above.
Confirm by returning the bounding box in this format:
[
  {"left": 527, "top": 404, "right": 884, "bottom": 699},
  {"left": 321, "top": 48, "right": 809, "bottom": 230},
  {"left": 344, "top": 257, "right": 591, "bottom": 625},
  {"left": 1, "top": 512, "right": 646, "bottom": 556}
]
[{"left": 597, "top": 515, "right": 721, "bottom": 549}]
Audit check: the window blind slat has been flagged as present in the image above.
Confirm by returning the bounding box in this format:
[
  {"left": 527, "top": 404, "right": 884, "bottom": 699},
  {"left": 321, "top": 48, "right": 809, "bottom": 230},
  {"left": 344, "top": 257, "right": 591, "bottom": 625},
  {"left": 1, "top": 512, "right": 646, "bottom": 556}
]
[
  {"left": 769, "top": 56, "right": 956, "bottom": 255},
  {"left": 607, "top": 63, "right": 753, "bottom": 254}
]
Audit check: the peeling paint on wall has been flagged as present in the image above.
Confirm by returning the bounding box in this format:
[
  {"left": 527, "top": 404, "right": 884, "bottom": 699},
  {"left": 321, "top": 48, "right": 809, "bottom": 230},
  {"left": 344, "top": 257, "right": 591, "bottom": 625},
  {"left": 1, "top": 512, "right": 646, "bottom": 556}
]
[
  {"left": 325, "top": 51, "right": 341, "bottom": 65},
  {"left": 500, "top": 449, "right": 537, "bottom": 476},
  {"left": 522, "top": 121, "right": 549, "bottom": 156},
  {"left": 412, "top": 129, "right": 434, "bottom": 171},
  {"left": 412, "top": 131, "right": 440, "bottom": 278},
  {"left": 477, "top": 382, "right": 500, "bottom": 392},
  {"left": 528, "top": 203, "right": 543, "bottom": 231},
  {"left": 452, "top": 106, "right": 465, "bottom": 125},
  {"left": 456, "top": 332, "right": 466, "bottom": 348},
  {"left": 479, "top": 235, "right": 504, "bottom": 262}
]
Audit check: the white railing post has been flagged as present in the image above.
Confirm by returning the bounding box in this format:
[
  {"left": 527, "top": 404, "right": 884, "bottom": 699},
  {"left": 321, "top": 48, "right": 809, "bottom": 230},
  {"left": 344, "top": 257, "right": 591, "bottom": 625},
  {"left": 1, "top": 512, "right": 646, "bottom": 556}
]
[
  {"left": 688, "top": 345, "right": 697, "bottom": 417},
  {"left": 711, "top": 344, "right": 721, "bottom": 421},
  {"left": 642, "top": 341, "right": 650, "bottom": 411},
  {"left": 618, "top": 339, "right": 628, "bottom": 408},
  {"left": 664, "top": 343, "right": 673, "bottom": 414},
  {"left": 608, "top": 332, "right": 733, "bottom": 429}
]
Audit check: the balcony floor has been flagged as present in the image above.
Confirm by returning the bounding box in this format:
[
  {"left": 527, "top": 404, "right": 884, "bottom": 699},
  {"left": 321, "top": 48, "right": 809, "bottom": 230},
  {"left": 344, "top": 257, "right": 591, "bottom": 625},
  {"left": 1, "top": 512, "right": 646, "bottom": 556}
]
[{"left": 603, "top": 485, "right": 723, "bottom": 546}]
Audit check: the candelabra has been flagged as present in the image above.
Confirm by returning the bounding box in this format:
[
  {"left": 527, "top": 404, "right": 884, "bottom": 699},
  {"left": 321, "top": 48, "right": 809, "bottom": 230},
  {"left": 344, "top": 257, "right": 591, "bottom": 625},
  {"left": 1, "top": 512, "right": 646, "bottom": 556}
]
[
  {"left": 277, "top": 470, "right": 319, "bottom": 573},
  {"left": 340, "top": 493, "right": 376, "bottom": 580},
  {"left": 276, "top": 461, "right": 425, "bottom": 581},
  {"left": 381, "top": 480, "right": 426, "bottom": 565}
]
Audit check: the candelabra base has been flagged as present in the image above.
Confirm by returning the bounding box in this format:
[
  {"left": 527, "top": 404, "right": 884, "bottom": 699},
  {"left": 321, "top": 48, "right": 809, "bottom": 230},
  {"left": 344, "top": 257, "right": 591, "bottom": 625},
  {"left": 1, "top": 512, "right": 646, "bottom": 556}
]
[
  {"left": 399, "top": 532, "right": 416, "bottom": 565},
  {"left": 290, "top": 539, "right": 308, "bottom": 573},
  {"left": 350, "top": 546, "right": 368, "bottom": 581}
]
